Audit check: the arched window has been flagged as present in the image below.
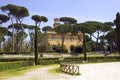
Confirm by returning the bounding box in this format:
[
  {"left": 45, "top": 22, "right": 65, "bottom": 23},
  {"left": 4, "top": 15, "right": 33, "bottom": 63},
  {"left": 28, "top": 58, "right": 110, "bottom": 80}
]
[
  {"left": 52, "top": 45, "right": 57, "bottom": 51},
  {"left": 52, "top": 35, "right": 56, "bottom": 40},
  {"left": 70, "top": 45, "right": 75, "bottom": 53}
]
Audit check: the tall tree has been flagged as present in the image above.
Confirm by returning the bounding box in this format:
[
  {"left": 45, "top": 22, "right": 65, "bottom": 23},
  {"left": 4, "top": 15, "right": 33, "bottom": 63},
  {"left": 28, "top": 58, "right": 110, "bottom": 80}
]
[
  {"left": 54, "top": 24, "right": 71, "bottom": 53},
  {"left": 0, "top": 14, "right": 9, "bottom": 52},
  {"left": 8, "top": 23, "right": 28, "bottom": 51},
  {"left": 17, "top": 31, "right": 27, "bottom": 52},
  {"left": 58, "top": 17, "right": 77, "bottom": 53},
  {"left": 114, "top": 12, "right": 120, "bottom": 54},
  {"left": 27, "top": 25, "right": 35, "bottom": 52},
  {"left": 105, "top": 30, "right": 116, "bottom": 52},
  {"left": 31, "top": 15, "right": 48, "bottom": 65},
  {"left": 0, "top": 27, "right": 8, "bottom": 52},
  {"left": 76, "top": 23, "right": 89, "bottom": 62},
  {"left": 1, "top": 4, "right": 16, "bottom": 52},
  {"left": 60, "top": 17, "right": 77, "bottom": 24},
  {"left": 82, "top": 21, "right": 103, "bottom": 51},
  {"left": 0, "top": 14, "right": 9, "bottom": 25},
  {"left": 99, "top": 22, "right": 113, "bottom": 51},
  {"left": 1, "top": 4, "right": 29, "bottom": 52},
  {"left": 73, "top": 22, "right": 96, "bottom": 62},
  {"left": 12, "top": 5, "right": 29, "bottom": 52},
  {"left": 42, "top": 26, "right": 53, "bottom": 32}
]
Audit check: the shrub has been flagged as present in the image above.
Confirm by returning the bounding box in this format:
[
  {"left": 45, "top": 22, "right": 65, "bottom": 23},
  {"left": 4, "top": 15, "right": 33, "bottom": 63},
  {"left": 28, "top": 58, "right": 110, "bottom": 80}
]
[
  {"left": 0, "top": 61, "right": 34, "bottom": 71},
  {"left": 38, "top": 58, "right": 61, "bottom": 65},
  {"left": 38, "top": 60, "right": 58, "bottom": 65},
  {"left": 56, "top": 45, "right": 68, "bottom": 53},
  {"left": 0, "top": 57, "right": 34, "bottom": 62},
  {"left": 0, "top": 56, "right": 120, "bottom": 66}
]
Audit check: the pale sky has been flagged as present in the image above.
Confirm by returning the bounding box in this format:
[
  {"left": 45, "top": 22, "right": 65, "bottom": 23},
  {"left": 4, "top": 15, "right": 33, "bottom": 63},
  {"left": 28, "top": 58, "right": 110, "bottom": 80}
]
[{"left": 0, "top": 0, "right": 120, "bottom": 28}]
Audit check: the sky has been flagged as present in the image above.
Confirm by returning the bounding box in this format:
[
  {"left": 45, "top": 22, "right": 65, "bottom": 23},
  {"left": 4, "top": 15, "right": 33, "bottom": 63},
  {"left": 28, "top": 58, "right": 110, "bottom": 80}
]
[
  {"left": 0, "top": 0, "right": 120, "bottom": 27},
  {"left": 0, "top": 0, "right": 120, "bottom": 41}
]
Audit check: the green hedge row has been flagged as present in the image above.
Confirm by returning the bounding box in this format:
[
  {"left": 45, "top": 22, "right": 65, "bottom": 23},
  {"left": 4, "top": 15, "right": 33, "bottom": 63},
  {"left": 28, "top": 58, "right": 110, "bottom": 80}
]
[
  {"left": 0, "top": 56, "right": 120, "bottom": 65},
  {"left": 37, "top": 56, "right": 120, "bottom": 65},
  {"left": 0, "top": 57, "right": 34, "bottom": 62},
  {"left": 63, "top": 56, "right": 120, "bottom": 63},
  {"left": 38, "top": 60, "right": 59, "bottom": 65},
  {"left": 0, "top": 61, "right": 34, "bottom": 71}
]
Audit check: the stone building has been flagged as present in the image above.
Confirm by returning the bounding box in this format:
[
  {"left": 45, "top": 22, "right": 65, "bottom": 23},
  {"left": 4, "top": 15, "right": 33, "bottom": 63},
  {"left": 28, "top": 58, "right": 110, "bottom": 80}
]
[{"left": 40, "top": 18, "right": 83, "bottom": 53}]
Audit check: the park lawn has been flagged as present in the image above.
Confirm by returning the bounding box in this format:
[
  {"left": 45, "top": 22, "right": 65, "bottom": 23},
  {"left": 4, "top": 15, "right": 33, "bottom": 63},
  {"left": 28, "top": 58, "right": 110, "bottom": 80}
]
[
  {"left": 0, "top": 65, "right": 43, "bottom": 80},
  {"left": 0, "top": 64, "right": 59, "bottom": 80},
  {"left": 48, "top": 67, "right": 62, "bottom": 74}
]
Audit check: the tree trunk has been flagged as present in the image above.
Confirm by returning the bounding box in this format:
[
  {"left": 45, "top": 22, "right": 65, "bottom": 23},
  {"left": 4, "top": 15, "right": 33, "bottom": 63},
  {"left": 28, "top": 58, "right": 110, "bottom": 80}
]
[
  {"left": 35, "top": 23, "right": 38, "bottom": 65},
  {"left": 31, "top": 38, "right": 34, "bottom": 52},
  {"left": 21, "top": 22, "right": 23, "bottom": 52},
  {"left": 61, "top": 35, "right": 65, "bottom": 53},
  {"left": 20, "top": 39, "right": 23, "bottom": 52},
  {"left": 11, "top": 18, "right": 15, "bottom": 52},
  {"left": 83, "top": 33, "right": 86, "bottom": 62},
  {"left": 16, "top": 29, "right": 19, "bottom": 52},
  {"left": 0, "top": 42, "right": 1, "bottom": 52},
  {"left": 96, "top": 30, "right": 100, "bottom": 51}
]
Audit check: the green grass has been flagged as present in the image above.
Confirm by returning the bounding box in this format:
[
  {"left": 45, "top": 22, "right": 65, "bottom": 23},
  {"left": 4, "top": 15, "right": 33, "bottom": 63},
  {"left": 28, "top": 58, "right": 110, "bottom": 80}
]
[
  {"left": 0, "top": 64, "right": 59, "bottom": 80},
  {"left": 48, "top": 67, "right": 63, "bottom": 74},
  {"left": 48, "top": 67, "right": 81, "bottom": 76},
  {"left": 0, "top": 65, "right": 43, "bottom": 80}
]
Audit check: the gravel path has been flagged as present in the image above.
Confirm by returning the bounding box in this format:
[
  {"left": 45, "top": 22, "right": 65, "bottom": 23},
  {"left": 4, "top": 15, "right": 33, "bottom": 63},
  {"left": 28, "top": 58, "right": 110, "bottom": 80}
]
[{"left": 4, "top": 62, "right": 120, "bottom": 80}]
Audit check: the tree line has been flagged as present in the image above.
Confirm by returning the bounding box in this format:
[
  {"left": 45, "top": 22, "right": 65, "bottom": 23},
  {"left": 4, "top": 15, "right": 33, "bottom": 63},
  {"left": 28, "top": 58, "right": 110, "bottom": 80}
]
[{"left": 0, "top": 4, "right": 120, "bottom": 64}]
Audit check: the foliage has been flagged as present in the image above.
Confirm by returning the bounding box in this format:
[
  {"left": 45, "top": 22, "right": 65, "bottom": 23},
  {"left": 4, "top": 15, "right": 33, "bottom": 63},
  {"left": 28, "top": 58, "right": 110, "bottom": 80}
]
[
  {"left": 0, "top": 61, "right": 34, "bottom": 71},
  {"left": 1, "top": 4, "right": 29, "bottom": 52},
  {"left": 114, "top": 12, "right": 120, "bottom": 54},
  {"left": 0, "top": 27, "right": 8, "bottom": 36},
  {"left": 0, "top": 27, "right": 8, "bottom": 52},
  {"left": 8, "top": 23, "right": 28, "bottom": 30},
  {"left": 0, "top": 56, "right": 120, "bottom": 66},
  {"left": 31, "top": 15, "right": 48, "bottom": 25},
  {"left": 1, "top": 4, "right": 29, "bottom": 20},
  {"left": 0, "top": 14, "right": 9, "bottom": 24},
  {"left": 38, "top": 60, "right": 58, "bottom": 65},
  {"left": 0, "top": 57, "right": 34, "bottom": 62},
  {"left": 54, "top": 24, "right": 71, "bottom": 53},
  {"left": 31, "top": 15, "right": 48, "bottom": 65},
  {"left": 56, "top": 44, "right": 68, "bottom": 53},
  {"left": 42, "top": 26, "right": 53, "bottom": 32},
  {"left": 54, "top": 24, "right": 72, "bottom": 34},
  {"left": 60, "top": 17, "right": 77, "bottom": 24}
]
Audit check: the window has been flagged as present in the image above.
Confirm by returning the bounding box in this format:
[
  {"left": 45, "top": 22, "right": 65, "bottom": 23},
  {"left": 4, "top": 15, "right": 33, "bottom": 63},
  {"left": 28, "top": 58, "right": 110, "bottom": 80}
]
[{"left": 52, "top": 35, "right": 56, "bottom": 40}]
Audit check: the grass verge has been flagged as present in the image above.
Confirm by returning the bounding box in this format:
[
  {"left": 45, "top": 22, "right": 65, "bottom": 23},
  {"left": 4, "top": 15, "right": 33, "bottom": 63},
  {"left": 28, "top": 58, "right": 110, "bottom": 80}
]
[
  {"left": 0, "top": 65, "right": 42, "bottom": 80},
  {"left": 48, "top": 67, "right": 63, "bottom": 74},
  {"left": 48, "top": 67, "right": 81, "bottom": 76},
  {"left": 0, "top": 64, "right": 59, "bottom": 80}
]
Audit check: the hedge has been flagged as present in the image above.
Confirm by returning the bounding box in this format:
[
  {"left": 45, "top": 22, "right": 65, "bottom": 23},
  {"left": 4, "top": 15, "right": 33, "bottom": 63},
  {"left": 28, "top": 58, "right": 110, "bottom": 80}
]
[
  {"left": 0, "top": 57, "right": 34, "bottom": 62},
  {"left": 63, "top": 56, "right": 120, "bottom": 63},
  {"left": 0, "top": 61, "right": 34, "bottom": 71},
  {"left": 37, "top": 56, "right": 120, "bottom": 65},
  {"left": 0, "top": 56, "right": 120, "bottom": 65}
]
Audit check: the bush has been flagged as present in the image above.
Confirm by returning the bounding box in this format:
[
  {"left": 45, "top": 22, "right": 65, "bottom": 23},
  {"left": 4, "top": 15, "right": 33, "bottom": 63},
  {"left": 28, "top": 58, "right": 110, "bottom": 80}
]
[
  {"left": 38, "top": 60, "right": 56, "bottom": 65},
  {"left": 56, "top": 45, "right": 68, "bottom": 53},
  {"left": 0, "top": 61, "right": 34, "bottom": 71},
  {"left": 38, "top": 58, "right": 61, "bottom": 65},
  {"left": 0, "top": 56, "right": 120, "bottom": 66},
  {"left": 0, "top": 57, "right": 34, "bottom": 62}
]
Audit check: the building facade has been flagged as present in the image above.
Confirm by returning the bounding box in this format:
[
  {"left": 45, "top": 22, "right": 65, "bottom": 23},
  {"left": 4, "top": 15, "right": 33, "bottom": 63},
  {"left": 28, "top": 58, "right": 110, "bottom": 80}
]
[{"left": 40, "top": 18, "right": 83, "bottom": 53}]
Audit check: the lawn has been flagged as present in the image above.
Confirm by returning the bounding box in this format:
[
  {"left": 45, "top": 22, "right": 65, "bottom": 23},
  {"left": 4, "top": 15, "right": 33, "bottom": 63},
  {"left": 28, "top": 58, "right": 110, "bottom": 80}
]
[{"left": 0, "top": 65, "right": 42, "bottom": 80}]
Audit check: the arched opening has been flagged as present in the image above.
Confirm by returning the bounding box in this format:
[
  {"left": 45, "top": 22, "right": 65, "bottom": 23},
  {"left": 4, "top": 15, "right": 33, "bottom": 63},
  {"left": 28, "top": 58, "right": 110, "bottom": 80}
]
[
  {"left": 75, "top": 45, "right": 83, "bottom": 53},
  {"left": 70, "top": 45, "right": 75, "bottom": 53},
  {"left": 52, "top": 45, "right": 57, "bottom": 51}
]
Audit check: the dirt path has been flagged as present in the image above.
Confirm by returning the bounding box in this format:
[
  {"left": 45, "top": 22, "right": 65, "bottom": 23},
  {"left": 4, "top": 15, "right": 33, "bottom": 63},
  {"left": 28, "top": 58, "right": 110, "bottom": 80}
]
[{"left": 4, "top": 62, "right": 120, "bottom": 80}]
